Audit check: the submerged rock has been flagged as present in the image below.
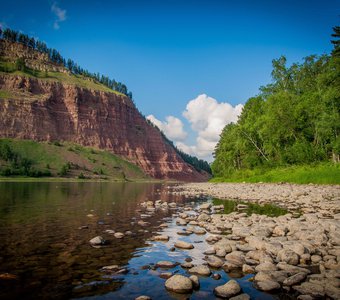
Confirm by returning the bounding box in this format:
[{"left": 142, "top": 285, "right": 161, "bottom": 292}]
[
  {"left": 156, "top": 261, "right": 177, "bottom": 268},
  {"left": 89, "top": 236, "right": 105, "bottom": 246}
]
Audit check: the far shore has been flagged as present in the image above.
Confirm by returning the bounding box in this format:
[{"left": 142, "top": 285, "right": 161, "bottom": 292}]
[{"left": 173, "top": 182, "right": 340, "bottom": 215}]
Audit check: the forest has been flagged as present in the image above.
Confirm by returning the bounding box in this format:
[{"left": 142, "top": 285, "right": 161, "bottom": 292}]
[
  {"left": 212, "top": 26, "right": 340, "bottom": 179},
  {"left": 0, "top": 28, "right": 133, "bottom": 99}
]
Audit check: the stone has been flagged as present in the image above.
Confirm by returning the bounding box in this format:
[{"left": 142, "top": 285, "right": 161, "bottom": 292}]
[
  {"left": 175, "top": 241, "right": 194, "bottom": 249},
  {"left": 283, "top": 272, "right": 307, "bottom": 286},
  {"left": 153, "top": 235, "right": 169, "bottom": 241},
  {"left": 189, "top": 275, "right": 200, "bottom": 289},
  {"left": 181, "top": 262, "right": 194, "bottom": 268},
  {"left": 193, "top": 228, "right": 206, "bottom": 235},
  {"left": 277, "top": 249, "right": 299, "bottom": 265},
  {"left": 229, "top": 294, "right": 250, "bottom": 300},
  {"left": 165, "top": 275, "right": 193, "bottom": 294},
  {"left": 101, "top": 265, "right": 119, "bottom": 271},
  {"left": 188, "top": 265, "right": 211, "bottom": 276},
  {"left": 242, "top": 264, "right": 255, "bottom": 274},
  {"left": 223, "top": 262, "right": 241, "bottom": 272},
  {"left": 114, "top": 232, "right": 124, "bottom": 239},
  {"left": 254, "top": 272, "right": 272, "bottom": 282},
  {"left": 225, "top": 251, "right": 245, "bottom": 267},
  {"left": 277, "top": 262, "right": 310, "bottom": 274},
  {"left": 200, "top": 203, "right": 212, "bottom": 210},
  {"left": 255, "top": 280, "right": 280, "bottom": 291},
  {"left": 204, "top": 248, "right": 216, "bottom": 255},
  {"left": 197, "top": 213, "right": 211, "bottom": 222},
  {"left": 293, "top": 282, "right": 325, "bottom": 297},
  {"left": 216, "top": 249, "right": 227, "bottom": 257},
  {"left": 255, "top": 262, "right": 277, "bottom": 272},
  {"left": 214, "top": 280, "right": 241, "bottom": 298},
  {"left": 159, "top": 272, "right": 172, "bottom": 279},
  {"left": 156, "top": 261, "right": 177, "bottom": 268},
  {"left": 206, "top": 256, "right": 224, "bottom": 268},
  {"left": 212, "top": 273, "right": 222, "bottom": 280},
  {"left": 311, "top": 255, "right": 322, "bottom": 263},
  {"left": 135, "top": 296, "right": 151, "bottom": 300},
  {"left": 89, "top": 236, "right": 105, "bottom": 246}
]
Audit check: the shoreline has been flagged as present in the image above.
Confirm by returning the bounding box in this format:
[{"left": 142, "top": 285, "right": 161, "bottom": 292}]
[
  {"left": 159, "top": 182, "right": 340, "bottom": 299},
  {"left": 173, "top": 182, "right": 340, "bottom": 215}
]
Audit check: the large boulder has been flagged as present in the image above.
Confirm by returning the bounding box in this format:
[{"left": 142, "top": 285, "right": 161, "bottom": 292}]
[
  {"left": 165, "top": 275, "right": 193, "bottom": 294},
  {"left": 214, "top": 280, "right": 241, "bottom": 298}
]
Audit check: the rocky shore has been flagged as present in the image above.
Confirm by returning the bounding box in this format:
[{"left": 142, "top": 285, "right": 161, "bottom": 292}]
[{"left": 142, "top": 182, "right": 340, "bottom": 299}]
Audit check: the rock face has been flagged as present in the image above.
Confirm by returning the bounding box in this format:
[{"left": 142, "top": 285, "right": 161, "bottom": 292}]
[{"left": 0, "top": 73, "right": 209, "bottom": 181}]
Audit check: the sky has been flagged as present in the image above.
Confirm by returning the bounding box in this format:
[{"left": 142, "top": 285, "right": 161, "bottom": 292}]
[{"left": 1, "top": 0, "right": 339, "bottom": 161}]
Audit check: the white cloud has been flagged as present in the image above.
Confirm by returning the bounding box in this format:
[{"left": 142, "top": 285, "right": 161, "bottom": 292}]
[
  {"left": 51, "top": 2, "right": 67, "bottom": 30},
  {"left": 147, "top": 115, "right": 187, "bottom": 141},
  {"left": 181, "top": 94, "right": 243, "bottom": 161},
  {"left": 147, "top": 94, "right": 243, "bottom": 162}
]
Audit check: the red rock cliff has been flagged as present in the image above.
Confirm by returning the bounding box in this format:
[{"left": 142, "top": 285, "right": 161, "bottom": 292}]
[{"left": 0, "top": 74, "right": 209, "bottom": 181}]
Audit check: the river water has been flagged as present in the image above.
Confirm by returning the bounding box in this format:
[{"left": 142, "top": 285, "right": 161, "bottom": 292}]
[{"left": 0, "top": 182, "right": 287, "bottom": 300}]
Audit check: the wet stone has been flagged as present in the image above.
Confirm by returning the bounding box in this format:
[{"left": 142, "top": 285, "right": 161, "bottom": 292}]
[
  {"left": 214, "top": 279, "right": 241, "bottom": 298},
  {"left": 165, "top": 274, "right": 193, "bottom": 294},
  {"left": 174, "top": 241, "right": 194, "bottom": 249},
  {"left": 188, "top": 265, "right": 211, "bottom": 276}
]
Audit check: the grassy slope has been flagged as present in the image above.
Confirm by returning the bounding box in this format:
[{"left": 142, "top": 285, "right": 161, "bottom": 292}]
[
  {"left": 0, "top": 59, "right": 124, "bottom": 95},
  {"left": 211, "top": 163, "right": 340, "bottom": 184},
  {"left": 0, "top": 138, "right": 148, "bottom": 181}
]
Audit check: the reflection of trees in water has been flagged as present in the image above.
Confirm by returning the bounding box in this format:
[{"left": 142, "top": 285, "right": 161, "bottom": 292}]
[{"left": 0, "top": 182, "right": 186, "bottom": 299}]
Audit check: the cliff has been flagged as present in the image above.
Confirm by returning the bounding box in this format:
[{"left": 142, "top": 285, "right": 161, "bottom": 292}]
[{"left": 0, "top": 74, "right": 209, "bottom": 181}]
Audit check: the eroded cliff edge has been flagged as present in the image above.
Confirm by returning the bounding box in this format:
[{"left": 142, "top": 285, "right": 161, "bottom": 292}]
[{"left": 0, "top": 74, "right": 209, "bottom": 181}]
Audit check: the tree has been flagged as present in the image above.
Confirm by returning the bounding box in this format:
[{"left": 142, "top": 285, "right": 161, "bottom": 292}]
[{"left": 331, "top": 26, "right": 340, "bottom": 57}]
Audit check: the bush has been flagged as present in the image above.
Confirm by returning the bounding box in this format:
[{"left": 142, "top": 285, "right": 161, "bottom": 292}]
[{"left": 78, "top": 172, "right": 86, "bottom": 179}]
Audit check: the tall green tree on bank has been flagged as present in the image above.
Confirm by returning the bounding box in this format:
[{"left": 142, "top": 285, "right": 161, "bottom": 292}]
[{"left": 212, "top": 26, "right": 340, "bottom": 178}]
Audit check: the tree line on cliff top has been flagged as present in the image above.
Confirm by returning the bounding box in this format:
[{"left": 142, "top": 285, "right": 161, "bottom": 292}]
[
  {"left": 212, "top": 26, "right": 340, "bottom": 178},
  {"left": 0, "top": 27, "right": 133, "bottom": 99}
]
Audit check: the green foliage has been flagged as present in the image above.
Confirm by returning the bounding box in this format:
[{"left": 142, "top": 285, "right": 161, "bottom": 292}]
[
  {"left": 212, "top": 27, "right": 340, "bottom": 182},
  {"left": 0, "top": 141, "right": 51, "bottom": 177},
  {"left": 0, "top": 138, "right": 147, "bottom": 180},
  {"left": 15, "top": 58, "right": 26, "bottom": 71},
  {"left": 78, "top": 172, "right": 86, "bottom": 179},
  {"left": 211, "top": 163, "right": 340, "bottom": 185},
  {"left": 58, "top": 162, "right": 71, "bottom": 176}
]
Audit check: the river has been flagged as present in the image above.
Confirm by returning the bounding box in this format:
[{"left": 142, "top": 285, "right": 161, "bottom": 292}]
[{"left": 0, "top": 182, "right": 286, "bottom": 299}]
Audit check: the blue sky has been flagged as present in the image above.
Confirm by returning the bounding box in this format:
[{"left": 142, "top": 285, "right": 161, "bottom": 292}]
[{"left": 1, "top": 0, "right": 339, "bottom": 160}]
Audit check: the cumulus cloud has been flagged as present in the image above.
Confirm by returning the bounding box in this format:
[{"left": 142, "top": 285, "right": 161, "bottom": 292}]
[
  {"left": 147, "top": 115, "right": 187, "bottom": 141},
  {"left": 147, "top": 94, "right": 243, "bottom": 162},
  {"left": 181, "top": 94, "right": 243, "bottom": 161},
  {"left": 51, "top": 2, "right": 67, "bottom": 30}
]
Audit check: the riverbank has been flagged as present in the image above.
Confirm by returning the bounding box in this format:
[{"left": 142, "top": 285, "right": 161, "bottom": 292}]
[
  {"left": 173, "top": 182, "right": 340, "bottom": 215},
  {"left": 150, "top": 182, "right": 340, "bottom": 299}
]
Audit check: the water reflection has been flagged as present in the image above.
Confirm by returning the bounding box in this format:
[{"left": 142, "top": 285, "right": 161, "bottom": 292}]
[{"left": 0, "top": 182, "right": 184, "bottom": 299}]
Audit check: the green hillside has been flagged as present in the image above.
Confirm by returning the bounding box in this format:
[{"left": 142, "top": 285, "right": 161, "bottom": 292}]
[{"left": 0, "top": 138, "right": 148, "bottom": 181}]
